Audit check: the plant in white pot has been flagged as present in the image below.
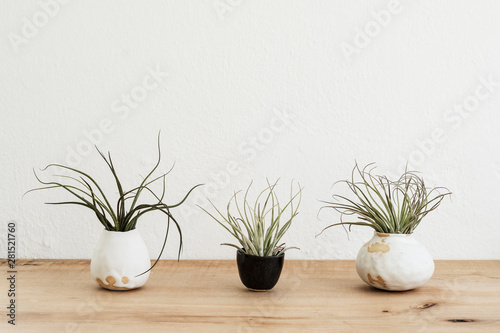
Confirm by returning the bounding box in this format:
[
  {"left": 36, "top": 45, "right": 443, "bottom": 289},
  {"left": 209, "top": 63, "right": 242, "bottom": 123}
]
[
  {"left": 320, "top": 164, "right": 450, "bottom": 291},
  {"left": 28, "top": 136, "right": 201, "bottom": 291},
  {"left": 200, "top": 180, "right": 302, "bottom": 291}
]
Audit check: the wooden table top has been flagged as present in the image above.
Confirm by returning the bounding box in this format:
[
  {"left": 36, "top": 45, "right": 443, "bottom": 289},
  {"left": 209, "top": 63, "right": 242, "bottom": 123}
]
[{"left": 1, "top": 260, "right": 499, "bottom": 332}]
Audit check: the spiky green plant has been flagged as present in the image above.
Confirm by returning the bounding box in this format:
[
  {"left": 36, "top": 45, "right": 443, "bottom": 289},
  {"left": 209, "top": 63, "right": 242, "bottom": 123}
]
[
  {"left": 199, "top": 180, "right": 302, "bottom": 257},
  {"left": 26, "top": 134, "right": 202, "bottom": 274},
  {"left": 320, "top": 163, "right": 451, "bottom": 234}
]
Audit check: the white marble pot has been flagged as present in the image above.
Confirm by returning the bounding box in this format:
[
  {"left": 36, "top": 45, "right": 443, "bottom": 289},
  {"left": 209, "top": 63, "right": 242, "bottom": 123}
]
[
  {"left": 91, "top": 229, "right": 151, "bottom": 291},
  {"left": 356, "top": 232, "right": 434, "bottom": 291}
]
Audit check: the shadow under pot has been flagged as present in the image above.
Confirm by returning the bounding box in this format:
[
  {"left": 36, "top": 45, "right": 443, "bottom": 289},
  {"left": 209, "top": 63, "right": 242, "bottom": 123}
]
[{"left": 236, "top": 250, "right": 285, "bottom": 291}]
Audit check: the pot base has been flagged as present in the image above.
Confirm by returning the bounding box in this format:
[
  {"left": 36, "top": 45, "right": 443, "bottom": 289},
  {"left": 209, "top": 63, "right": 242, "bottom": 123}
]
[
  {"left": 96, "top": 276, "right": 138, "bottom": 291},
  {"left": 247, "top": 288, "right": 271, "bottom": 292}
]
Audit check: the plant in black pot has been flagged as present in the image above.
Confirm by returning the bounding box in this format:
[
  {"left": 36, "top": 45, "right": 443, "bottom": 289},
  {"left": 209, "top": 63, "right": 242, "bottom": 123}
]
[{"left": 200, "top": 180, "right": 302, "bottom": 291}]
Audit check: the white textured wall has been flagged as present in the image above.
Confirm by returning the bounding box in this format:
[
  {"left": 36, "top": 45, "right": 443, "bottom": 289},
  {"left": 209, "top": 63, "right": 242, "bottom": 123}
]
[{"left": 1, "top": 0, "right": 500, "bottom": 260}]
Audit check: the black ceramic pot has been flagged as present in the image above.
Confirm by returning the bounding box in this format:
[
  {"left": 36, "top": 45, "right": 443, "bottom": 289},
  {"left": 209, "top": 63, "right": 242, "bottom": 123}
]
[{"left": 236, "top": 250, "right": 285, "bottom": 291}]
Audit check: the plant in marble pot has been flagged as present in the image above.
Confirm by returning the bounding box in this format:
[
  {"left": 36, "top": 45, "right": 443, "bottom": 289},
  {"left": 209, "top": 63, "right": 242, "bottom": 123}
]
[
  {"left": 199, "top": 180, "right": 302, "bottom": 291},
  {"left": 320, "top": 163, "right": 450, "bottom": 291},
  {"left": 27, "top": 135, "right": 201, "bottom": 291}
]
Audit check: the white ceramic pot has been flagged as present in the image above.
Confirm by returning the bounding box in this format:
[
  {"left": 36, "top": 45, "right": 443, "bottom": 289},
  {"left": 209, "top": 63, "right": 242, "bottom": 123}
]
[
  {"left": 91, "top": 229, "right": 151, "bottom": 291},
  {"left": 356, "top": 232, "right": 434, "bottom": 291}
]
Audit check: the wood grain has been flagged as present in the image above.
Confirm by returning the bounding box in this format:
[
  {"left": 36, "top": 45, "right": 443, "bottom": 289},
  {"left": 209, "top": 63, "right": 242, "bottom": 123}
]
[{"left": 1, "top": 260, "right": 499, "bottom": 332}]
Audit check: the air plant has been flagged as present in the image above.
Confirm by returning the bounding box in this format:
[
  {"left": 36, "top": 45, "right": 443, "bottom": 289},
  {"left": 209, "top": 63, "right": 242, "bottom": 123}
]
[
  {"left": 199, "top": 180, "right": 303, "bottom": 257},
  {"left": 320, "top": 163, "right": 451, "bottom": 234},
  {"left": 26, "top": 134, "right": 202, "bottom": 273}
]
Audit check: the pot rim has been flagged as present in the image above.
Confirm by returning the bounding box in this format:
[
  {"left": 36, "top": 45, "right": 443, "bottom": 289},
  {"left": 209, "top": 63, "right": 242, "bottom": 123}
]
[
  {"left": 102, "top": 228, "right": 137, "bottom": 233},
  {"left": 375, "top": 231, "right": 413, "bottom": 237},
  {"left": 237, "top": 249, "right": 285, "bottom": 259}
]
